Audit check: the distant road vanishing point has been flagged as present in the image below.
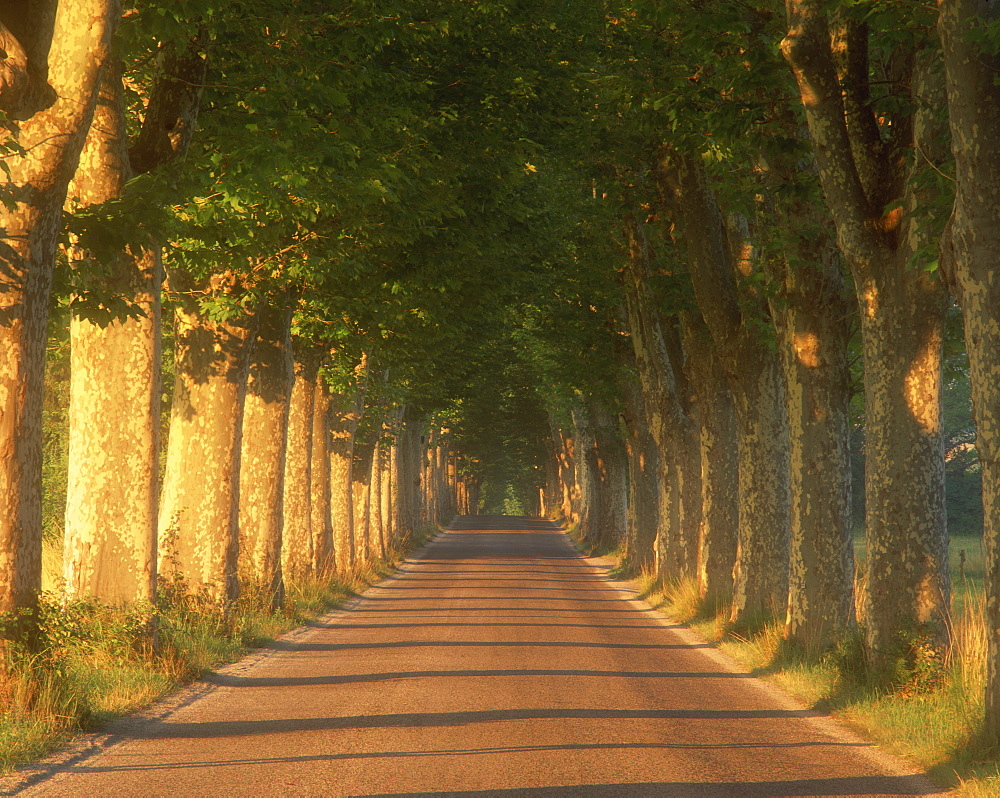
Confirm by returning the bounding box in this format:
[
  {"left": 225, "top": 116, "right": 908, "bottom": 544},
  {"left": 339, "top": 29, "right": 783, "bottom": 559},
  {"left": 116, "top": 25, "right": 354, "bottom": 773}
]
[{"left": 6, "top": 516, "right": 944, "bottom": 797}]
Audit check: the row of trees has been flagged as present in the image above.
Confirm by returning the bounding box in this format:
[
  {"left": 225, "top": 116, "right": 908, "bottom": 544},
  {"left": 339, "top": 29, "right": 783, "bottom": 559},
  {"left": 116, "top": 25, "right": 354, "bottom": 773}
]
[
  {"left": 1, "top": 0, "right": 550, "bottom": 615},
  {"left": 467, "top": 0, "right": 1000, "bottom": 738},
  {"left": 4, "top": 0, "right": 1000, "bottom": 741}
]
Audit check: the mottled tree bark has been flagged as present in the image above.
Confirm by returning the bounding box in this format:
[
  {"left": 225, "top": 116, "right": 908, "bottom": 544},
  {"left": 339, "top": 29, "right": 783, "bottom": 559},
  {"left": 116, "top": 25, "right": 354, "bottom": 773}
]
[
  {"left": 783, "top": 5, "right": 949, "bottom": 662},
  {"left": 769, "top": 194, "right": 854, "bottom": 652},
  {"left": 65, "top": 36, "right": 207, "bottom": 606},
  {"left": 64, "top": 61, "right": 161, "bottom": 605},
  {"left": 938, "top": 0, "right": 1000, "bottom": 734},
  {"left": 621, "top": 220, "right": 700, "bottom": 584},
  {"left": 281, "top": 347, "right": 318, "bottom": 581},
  {"left": 352, "top": 438, "right": 375, "bottom": 562},
  {"left": 571, "top": 403, "right": 599, "bottom": 547},
  {"left": 381, "top": 434, "right": 399, "bottom": 552},
  {"left": 370, "top": 437, "right": 384, "bottom": 558},
  {"left": 395, "top": 409, "right": 423, "bottom": 541},
  {"left": 548, "top": 418, "right": 578, "bottom": 525},
  {"left": 674, "top": 157, "right": 791, "bottom": 623},
  {"left": 619, "top": 359, "right": 660, "bottom": 575},
  {"left": 680, "top": 310, "right": 738, "bottom": 605},
  {"left": 158, "top": 302, "right": 257, "bottom": 603},
  {"left": 238, "top": 303, "right": 293, "bottom": 607},
  {"left": 0, "top": 0, "right": 117, "bottom": 615}
]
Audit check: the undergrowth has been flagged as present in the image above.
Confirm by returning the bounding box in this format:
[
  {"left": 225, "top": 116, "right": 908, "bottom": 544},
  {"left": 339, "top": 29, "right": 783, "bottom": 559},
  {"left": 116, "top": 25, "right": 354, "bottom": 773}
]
[{"left": 0, "top": 523, "right": 439, "bottom": 774}]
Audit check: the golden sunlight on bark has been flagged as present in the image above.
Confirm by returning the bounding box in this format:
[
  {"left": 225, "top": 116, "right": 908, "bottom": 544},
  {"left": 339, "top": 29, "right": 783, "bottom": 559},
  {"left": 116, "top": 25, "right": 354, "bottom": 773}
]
[
  {"left": 735, "top": 241, "right": 754, "bottom": 278},
  {"left": 860, "top": 281, "right": 879, "bottom": 319},
  {"left": 903, "top": 337, "right": 942, "bottom": 435},
  {"left": 792, "top": 331, "right": 821, "bottom": 369}
]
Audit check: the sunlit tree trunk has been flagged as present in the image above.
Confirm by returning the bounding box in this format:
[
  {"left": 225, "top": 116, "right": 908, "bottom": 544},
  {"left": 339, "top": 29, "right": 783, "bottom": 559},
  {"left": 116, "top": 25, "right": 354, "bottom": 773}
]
[
  {"left": 352, "top": 438, "right": 374, "bottom": 562},
  {"left": 64, "top": 35, "right": 208, "bottom": 606},
  {"left": 571, "top": 402, "right": 599, "bottom": 544},
  {"left": 158, "top": 300, "right": 257, "bottom": 604},
  {"left": 663, "top": 319, "right": 702, "bottom": 581},
  {"left": 309, "top": 372, "right": 333, "bottom": 574},
  {"left": 622, "top": 218, "right": 702, "bottom": 586},
  {"left": 939, "top": 0, "right": 1000, "bottom": 735},
  {"left": 783, "top": 8, "right": 949, "bottom": 661},
  {"left": 238, "top": 303, "right": 292, "bottom": 607},
  {"left": 0, "top": 0, "right": 117, "bottom": 615},
  {"left": 395, "top": 408, "right": 423, "bottom": 540},
  {"left": 548, "top": 418, "right": 577, "bottom": 525},
  {"left": 542, "top": 431, "right": 562, "bottom": 519},
  {"left": 379, "top": 432, "right": 393, "bottom": 552},
  {"left": 368, "top": 444, "right": 382, "bottom": 558},
  {"left": 281, "top": 347, "right": 317, "bottom": 581},
  {"left": 63, "top": 60, "right": 161, "bottom": 605}
]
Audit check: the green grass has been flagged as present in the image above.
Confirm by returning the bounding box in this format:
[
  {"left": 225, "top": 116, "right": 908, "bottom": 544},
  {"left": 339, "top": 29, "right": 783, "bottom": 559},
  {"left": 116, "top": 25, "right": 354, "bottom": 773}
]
[
  {"left": 0, "top": 523, "right": 441, "bottom": 774},
  {"left": 637, "top": 534, "right": 998, "bottom": 795}
]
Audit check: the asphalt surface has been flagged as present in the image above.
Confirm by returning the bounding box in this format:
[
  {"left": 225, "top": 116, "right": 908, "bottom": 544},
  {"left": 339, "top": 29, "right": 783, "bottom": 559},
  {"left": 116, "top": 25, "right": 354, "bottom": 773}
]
[{"left": 5, "top": 516, "right": 945, "bottom": 797}]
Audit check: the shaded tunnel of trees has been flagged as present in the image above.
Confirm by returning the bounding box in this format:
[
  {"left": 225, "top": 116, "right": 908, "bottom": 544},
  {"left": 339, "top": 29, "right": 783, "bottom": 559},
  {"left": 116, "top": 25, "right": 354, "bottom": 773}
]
[{"left": 3, "top": 0, "right": 1000, "bottom": 741}]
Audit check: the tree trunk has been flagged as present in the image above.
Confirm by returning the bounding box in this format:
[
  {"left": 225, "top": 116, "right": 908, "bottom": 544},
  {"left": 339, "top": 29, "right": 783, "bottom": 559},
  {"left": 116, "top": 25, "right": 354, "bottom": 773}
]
[
  {"left": 548, "top": 418, "right": 578, "bottom": 525},
  {"left": 369, "top": 437, "right": 385, "bottom": 559},
  {"left": 395, "top": 409, "right": 423, "bottom": 541},
  {"left": 0, "top": 0, "right": 117, "bottom": 615},
  {"left": 330, "top": 383, "right": 365, "bottom": 569},
  {"left": 158, "top": 302, "right": 257, "bottom": 604},
  {"left": 621, "top": 220, "right": 700, "bottom": 585},
  {"left": 237, "top": 303, "right": 292, "bottom": 607},
  {"left": 783, "top": 6, "right": 950, "bottom": 661},
  {"left": 675, "top": 156, "right": 791, "bottom": 623},
  {"left": 542, "top": 432, "right": 562, "bottom": 520},
  {"left": 571, "top": 403, "right": 599, "bottom": 547},
  {"left": 387, "top": 431, "right": 401, "bottom": 547},
  {"left": 938, "top": 0, "right": 1000, "bottom": 736},
  {"left": 680, "top": 310, "right": 739, "bottom": 605},
  {"left": 309, "top": 372, "right": 333, "bottom": 574},
  {"left": 281, "top": 347, "right": 317, "bottom": 581},
  {"left": 352, "top": 438, "right": 375, "bottom": 562},
  {"left": 772, "top": 195, "right": 855, "bottom": 652},
  {"left": 589, "top": 398, "right": 628, "bottom": 553},
  {"left": 619, "top": 361, "right": 660, "bottom": 574},
  {"left": 64, "top": 59, "right": 161, "bottom": 605},
  {"left": 64, "top": 34, "right": 207, "bottom": 606}
]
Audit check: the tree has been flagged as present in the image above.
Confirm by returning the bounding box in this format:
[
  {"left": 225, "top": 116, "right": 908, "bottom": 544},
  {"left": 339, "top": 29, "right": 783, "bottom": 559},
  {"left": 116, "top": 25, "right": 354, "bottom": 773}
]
[
  {"left": 782, "top": 0, "right": 951, "bottom": 663},
  {"left": 937, "top": 0, "right": 1000, "bottom": 735},
  {"left": 63, "top": 19, "right": 208, "bottom": 605},
  {"left": 238, "top": 301, "right": 293, "bottom": 606},
  {"left": 0, "top": 0, "right": 118, "bottom": 615}
]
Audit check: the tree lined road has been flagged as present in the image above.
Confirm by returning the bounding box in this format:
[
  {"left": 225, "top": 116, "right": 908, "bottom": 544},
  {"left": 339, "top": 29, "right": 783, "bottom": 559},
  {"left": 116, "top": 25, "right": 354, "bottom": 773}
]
[{"left": 10, "top": 517, "right": 942, "bottom": 796}]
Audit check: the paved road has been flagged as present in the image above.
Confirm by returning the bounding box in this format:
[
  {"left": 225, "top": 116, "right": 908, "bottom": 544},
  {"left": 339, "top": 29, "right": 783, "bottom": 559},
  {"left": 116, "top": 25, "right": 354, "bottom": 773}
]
[{"left": 7, "top": 516, "right": 944, "bottom": 797}]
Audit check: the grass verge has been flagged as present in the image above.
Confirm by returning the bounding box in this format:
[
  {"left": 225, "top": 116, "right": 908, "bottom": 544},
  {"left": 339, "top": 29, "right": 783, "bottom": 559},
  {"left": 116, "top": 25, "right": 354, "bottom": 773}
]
[{"left": 0, "top": 524, "right": 441, "bottom": 774}]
